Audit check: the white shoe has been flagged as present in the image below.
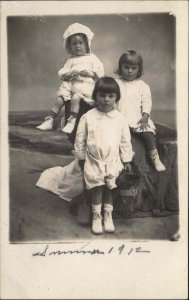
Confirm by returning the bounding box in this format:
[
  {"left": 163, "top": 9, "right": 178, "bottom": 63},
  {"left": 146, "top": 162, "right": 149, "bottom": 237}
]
[
  {"left": 153, "top": 158, "right": 166, "bottom": 172},
  {"left": 36, "top": 117, "right": 53, "bottom": 130},
  {"left": 92, "top": 212, "right": 103, "bottom": 235},
  {"left": 149, "top": 150, "right": 166, "bottom": 172},
  {"left": 62, "top": 116, "right": 76, "bottom": 134},
  {"left": 104, "top": 211, "right": 115, "bottom": 233}
]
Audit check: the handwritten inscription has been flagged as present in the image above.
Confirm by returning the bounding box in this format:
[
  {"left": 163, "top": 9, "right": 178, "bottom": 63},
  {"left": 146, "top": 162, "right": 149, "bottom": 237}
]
[{"left": 32, "top": 244, "right": 150, "bottom": 257}]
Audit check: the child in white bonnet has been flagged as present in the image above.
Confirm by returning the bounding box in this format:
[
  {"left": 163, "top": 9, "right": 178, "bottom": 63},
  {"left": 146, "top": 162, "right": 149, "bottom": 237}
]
[{"left": 37, "top": 23, "right": 104, "bottom": 134}]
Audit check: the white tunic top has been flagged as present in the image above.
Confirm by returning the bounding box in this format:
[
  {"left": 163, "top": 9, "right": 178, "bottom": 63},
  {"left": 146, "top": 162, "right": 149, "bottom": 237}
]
[
  {"left": 58, "top": 53, "right": 104, "bottom": 79},
  {"left": 73, "top": 108, "right": 133, "bottom": 190},
  {"left": 116, "top": 78, "right": 156, "bottom": 133}
]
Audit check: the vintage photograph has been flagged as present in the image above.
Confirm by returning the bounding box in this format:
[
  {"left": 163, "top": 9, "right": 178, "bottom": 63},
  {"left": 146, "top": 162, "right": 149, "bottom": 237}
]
[
  {"left": 8, "top": 13, "right": 178, "bottom": 242},
  {"left": 1, "top": 1, "right": 188, "bottom": 299}
]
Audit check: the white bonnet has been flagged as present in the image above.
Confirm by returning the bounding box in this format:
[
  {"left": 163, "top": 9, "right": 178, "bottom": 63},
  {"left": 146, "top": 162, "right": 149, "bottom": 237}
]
[{"left": 63, "top": 23, "right": 94, "bottom": 50}]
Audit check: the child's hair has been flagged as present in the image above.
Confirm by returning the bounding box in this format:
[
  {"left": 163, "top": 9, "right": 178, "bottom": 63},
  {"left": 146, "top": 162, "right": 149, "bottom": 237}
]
[
  {"left": 92, "top": 77, "right": 121, "bottom": 102},
  {"left": 117, "top": 50, "right": 143, "bottom": 78},
  {"left": 65, "top": 33, "right": 90, "bottom": 54}
]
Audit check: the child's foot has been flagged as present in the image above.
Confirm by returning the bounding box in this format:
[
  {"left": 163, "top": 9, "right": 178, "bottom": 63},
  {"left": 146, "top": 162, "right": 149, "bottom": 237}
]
[
  {"left": 149, "top": 150, "right": 166, "bottom": 172},
  {"left": 36, "top": 117, "right": 53, "bottom": 130},
  {"left": 153, "top": 157, "right": 166, "bottom": 172},
  {"left": 92, "top": 212, "right": 103, "bottom": 235},
  {"left": 104, "top": 211, "right": 115, "bottom": 233},
  {"left": 62, "top": 116, "right": 76, "bottom": 134}
]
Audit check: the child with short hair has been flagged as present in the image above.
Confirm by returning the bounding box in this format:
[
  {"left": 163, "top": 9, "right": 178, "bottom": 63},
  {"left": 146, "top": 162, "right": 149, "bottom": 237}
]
[
  {"left": 37, "top": 23, "right": 104, "bottom": 134},
  {"left": 74, "top": 77, "right": 133, "bottom": 234},
  {"left": 116, "top": 50, "right": 166, "bottom": 172}
]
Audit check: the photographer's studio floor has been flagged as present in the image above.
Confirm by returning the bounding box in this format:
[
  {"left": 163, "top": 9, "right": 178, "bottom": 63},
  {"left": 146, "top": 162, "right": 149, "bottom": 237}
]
[{"left": 9, "top": 147, "right": 179, "bottom": 242}]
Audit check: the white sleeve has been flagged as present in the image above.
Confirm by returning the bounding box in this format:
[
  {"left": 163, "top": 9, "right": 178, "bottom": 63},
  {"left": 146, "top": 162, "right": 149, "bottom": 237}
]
[
  {"left": 58, "top": 59, "right": 73, "bottom": 78},
  {"left": 141, "top": 82, "right": 152, "bottom": 115},
  {"left": 120, "top": 118, "right": 133, "bottom": 162},
  {"left": 73, "top": 114, "right": 87, "bottom": 160},
  {"left": 91, "top": 54, "right": 104, "bottom": 78}
]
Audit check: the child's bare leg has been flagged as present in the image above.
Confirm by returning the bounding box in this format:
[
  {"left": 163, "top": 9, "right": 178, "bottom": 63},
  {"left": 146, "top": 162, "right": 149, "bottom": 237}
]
[
  {"left": 139, "top": 132, "right": 166, "bottom": 172},
  {"left": 62, "top": 93, "right": 80, "bottom": 134},
  {"left": 103, "top": 187, "right": 115, "bottom": 233},
  {"left": 91, "top": 186, "right": 103, "bottom": 234},
  {"left": 104, "top": 186, "right": 113, "bottom": 205},
  {"left": 70, "top": 93, "right": 81, "bottom": 116},
  {"left": 50, "top": 96, "right": 65, "bottom": 117},
  {"left": 139, "top": 132, "right": 156, "bottom": 151},
  {"left": 36, "top": 96, "right": 65, "bottom": 130},
  {"left": 91, "top": 185, "right": 103, "bottom": 205}
]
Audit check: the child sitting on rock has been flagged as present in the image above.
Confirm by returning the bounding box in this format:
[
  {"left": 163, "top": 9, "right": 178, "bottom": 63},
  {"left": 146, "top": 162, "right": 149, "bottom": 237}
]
[
  {"left": 37, "top": 23, "right": 104, "bottom": 134},
  {"left": 116, "top": 50, "right": 166, "bottom": 172}
]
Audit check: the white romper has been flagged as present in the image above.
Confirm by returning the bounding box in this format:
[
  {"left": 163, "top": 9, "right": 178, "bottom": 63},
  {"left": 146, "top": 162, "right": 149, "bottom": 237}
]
[
  {"left": 73, "top": 108, "right": 133, "bottom": 190},
  {"left": 57, "top": 53, "right": 104, "bottom": 105}
]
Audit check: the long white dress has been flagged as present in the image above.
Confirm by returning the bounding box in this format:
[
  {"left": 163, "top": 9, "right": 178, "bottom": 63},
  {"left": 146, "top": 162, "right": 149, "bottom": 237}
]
[
  {"left": 57, "top": 53, "right": 104, "bottom": 105},
  {"left": 73, "top": 108, "right": 133, "bottom": 190},
  {"left": 116, "top": 78, "right": 156, "bottom": 134},
  {"left": 36, "top": 159, "right": 85, "bottom": 202}
]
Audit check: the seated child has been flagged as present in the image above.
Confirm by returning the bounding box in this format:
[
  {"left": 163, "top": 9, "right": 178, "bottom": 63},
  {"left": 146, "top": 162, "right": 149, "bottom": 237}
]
[
  {"left": 37, "top": 23, "right": 104, "bottom": 134},
  {"left": 116, "top": 50, "right": 166, "bottom": 172}
]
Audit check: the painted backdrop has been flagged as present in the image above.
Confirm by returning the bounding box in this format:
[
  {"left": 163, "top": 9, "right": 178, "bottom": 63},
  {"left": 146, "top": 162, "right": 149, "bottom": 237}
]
[{"left": 8, "top": 13, "right": 176, "bottom": 125}]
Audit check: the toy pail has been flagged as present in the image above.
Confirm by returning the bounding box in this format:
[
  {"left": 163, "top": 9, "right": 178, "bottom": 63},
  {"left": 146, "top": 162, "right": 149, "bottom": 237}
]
[
  {"left": 115, "top": 171, "right": 140, "bottom": 216},
  {"left": 116, "top": 171, "right": 140, "bottom": 202}
]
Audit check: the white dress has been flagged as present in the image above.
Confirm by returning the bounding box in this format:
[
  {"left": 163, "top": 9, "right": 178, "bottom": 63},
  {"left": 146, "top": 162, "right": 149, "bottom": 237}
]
[
  {"left": 57, "top": 53, "right": 104, "bottom": 105},
  {"left": 116, "top": 78, "right": 156, "bottom": 134},
  {"left": 73, "top": 108, "right": 133, "bottom": 190}
]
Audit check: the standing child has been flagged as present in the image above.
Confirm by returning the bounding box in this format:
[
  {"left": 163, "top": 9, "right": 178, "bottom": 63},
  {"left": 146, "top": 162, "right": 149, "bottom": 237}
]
[
  {"left": 116, "top": 50, "right": 166, "bottom": 172},
  {"left": 73, "top": 77, "right": 133, "bottom": 234},
  {"left": 37, "top": 23, "right": 104, "bottom": 134}
]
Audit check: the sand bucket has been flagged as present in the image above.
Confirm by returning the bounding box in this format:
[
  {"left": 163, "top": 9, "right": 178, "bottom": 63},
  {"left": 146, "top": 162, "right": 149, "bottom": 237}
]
[
  {"left": 116, "top": 171, "right": 140, "bottom": 194},
  {"left": 116, "top": 170, "right": 140, "bottom": 215}
]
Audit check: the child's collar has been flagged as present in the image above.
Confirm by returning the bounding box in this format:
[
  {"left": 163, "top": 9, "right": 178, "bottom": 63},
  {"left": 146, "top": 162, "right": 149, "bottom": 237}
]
[
  {"left": 95, "top": 107, "right": 118, "bottom": 119},
  {"left": 119, "top": 76, "right": 138, "bottom": 83},
  {"left": 71, "top": 53, "right": 91, "bottom": 58}
]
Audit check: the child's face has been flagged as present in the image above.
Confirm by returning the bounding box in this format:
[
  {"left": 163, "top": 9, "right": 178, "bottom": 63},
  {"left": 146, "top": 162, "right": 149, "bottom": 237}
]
[
  {"left": 70, "top": 35, "right": 87, "bottom": 56},
  {"left": 96, "top": 92, "right": 117, "bottom": 113},
  {"left": 121, "top": 63, "right": 139, "bottom": 81}
]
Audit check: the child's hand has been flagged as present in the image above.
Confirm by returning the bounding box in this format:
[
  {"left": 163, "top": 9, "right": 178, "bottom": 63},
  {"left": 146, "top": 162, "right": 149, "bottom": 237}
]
[
  {"left": 80, "top": 70, "right": 94, "bottom": 78},
  {"left": 78, "top": 160, "right": 85, "bottom": 171},
  {"left": 123, "top": 162, "right": 132, "bottom": 172},
  {"left": 136, "top": 113, "right": 150, "bottom": 131},
  {"left": 63, "top": 71, "right": 79, "bottom": 81},
  {"left": 62, "top": 71, "right": 73, "bottom": 81},
  {"left": 70, "top": 71, "right": 80, "bottom": 80}
]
